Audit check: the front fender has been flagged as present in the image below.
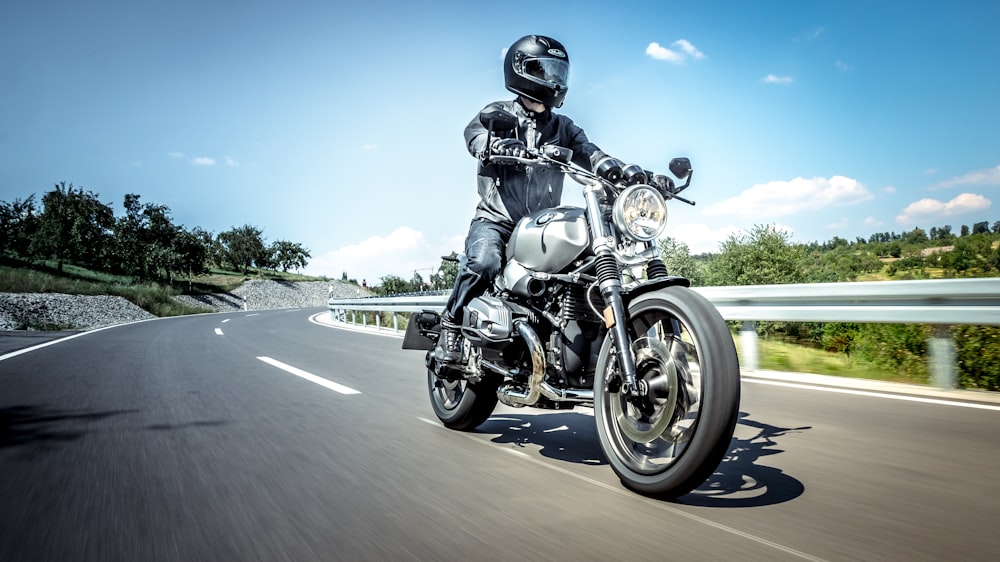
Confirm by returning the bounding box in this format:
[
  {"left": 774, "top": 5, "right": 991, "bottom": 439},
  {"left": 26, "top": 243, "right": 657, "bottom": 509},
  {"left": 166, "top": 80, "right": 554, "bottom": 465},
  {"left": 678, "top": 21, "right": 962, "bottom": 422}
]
[{"left": 622, "top": 276, "right": 691, "bottom": 307}]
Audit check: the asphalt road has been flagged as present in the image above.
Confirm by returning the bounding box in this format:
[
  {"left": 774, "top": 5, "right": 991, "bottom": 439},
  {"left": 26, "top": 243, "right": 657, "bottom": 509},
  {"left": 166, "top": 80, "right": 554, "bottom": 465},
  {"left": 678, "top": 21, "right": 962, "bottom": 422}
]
[{"left": 2, "top": 309, "right": 999, "bottom": 561}]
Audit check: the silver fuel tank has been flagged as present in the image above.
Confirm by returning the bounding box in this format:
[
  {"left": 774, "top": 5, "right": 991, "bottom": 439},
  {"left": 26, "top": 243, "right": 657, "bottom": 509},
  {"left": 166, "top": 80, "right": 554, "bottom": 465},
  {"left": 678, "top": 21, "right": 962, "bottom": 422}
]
[{"left": 500, "top": 206, "right": 590, "bottom": 297}]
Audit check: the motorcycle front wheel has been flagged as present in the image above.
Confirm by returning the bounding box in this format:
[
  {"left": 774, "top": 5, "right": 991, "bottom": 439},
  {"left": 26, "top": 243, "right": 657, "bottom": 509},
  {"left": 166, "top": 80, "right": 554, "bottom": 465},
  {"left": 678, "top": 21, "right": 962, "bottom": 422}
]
[
  {"left": 594, "top": 287, "right": 740, "bottom": 498},
  {"left": 427, "top": 366, "right": 499, "bottom": 431}
]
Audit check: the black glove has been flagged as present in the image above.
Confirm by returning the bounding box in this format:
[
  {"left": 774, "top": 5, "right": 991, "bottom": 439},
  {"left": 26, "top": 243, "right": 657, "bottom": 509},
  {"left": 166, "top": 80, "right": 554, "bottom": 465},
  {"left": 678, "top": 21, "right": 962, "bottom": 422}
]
[
  {"left": 491, "top": 137, "right": 528, "bottom": 159},
  {"left": 649, "top": 173, "right": 676, "bottom": 195},
  {"left": 592, "top": 152, "right": 624, "bottom": 183}
]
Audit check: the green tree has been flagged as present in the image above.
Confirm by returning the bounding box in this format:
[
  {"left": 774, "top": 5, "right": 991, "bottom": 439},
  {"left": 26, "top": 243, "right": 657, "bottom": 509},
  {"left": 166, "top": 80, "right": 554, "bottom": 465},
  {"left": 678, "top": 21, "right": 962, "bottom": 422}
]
[
  {"left": 0, "top": 194, "right": 38, "bottom": 259},
  {"left": 430, "top": 253, "right": 460, "bottom": 290},
  {"left": 376, "top": 274, "right": 412, "bottom": 295},
  {"left": 705, "top": 224, "right": 804, "bottom": 286},
  {"left": 30, "top": 182, "right": 114, "bottom": 273},
  {"left": 271, "top": 240, "right": 311, "bottom": 272},
  {"left": 217, "top": 224, "right": 268, "bottom": 275},
  {"left": 658, "top": 236, "right": 704, "bottom": 285}
]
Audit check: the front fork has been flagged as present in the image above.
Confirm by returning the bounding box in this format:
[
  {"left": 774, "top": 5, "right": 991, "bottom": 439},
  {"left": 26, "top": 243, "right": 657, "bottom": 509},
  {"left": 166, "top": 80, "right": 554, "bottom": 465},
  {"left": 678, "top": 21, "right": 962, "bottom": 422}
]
[{"left": 583, "top": 185, "right": 642, "bottom": 398}]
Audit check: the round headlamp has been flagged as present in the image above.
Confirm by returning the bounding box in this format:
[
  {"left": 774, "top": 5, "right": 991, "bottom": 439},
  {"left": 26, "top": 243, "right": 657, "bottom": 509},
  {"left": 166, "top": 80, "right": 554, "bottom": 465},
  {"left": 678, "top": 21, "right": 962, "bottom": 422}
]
[{"left": 612, "top": 185, "right": 668, "bottom": 242}]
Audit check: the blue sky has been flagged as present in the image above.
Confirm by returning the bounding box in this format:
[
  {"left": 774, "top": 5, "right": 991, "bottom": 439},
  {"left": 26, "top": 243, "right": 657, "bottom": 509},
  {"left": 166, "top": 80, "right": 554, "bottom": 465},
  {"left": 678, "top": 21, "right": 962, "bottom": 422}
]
[{"left": 2, "top": 1, "right": 999, "bottom": 283}]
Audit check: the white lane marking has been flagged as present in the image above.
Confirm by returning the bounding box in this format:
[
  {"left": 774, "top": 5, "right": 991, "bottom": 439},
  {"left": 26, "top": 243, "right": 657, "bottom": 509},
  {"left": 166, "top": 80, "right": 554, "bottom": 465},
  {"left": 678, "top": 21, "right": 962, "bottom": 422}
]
[
  {"left": 743, "top": 378, "right": 1000, "bottom": 412},
  {"left": 221, "top": 319, "right": 230, "bottom": 323},
  {"left": 0, "top": 318, "right": 166, "bottom": 362},
  {"left": 246, "top": 313, "right": 259, "bottom": 317},
  {"left": 416, "top": 416, "right": 825, "bottom": 561},
  {"left": 257, "top": 356, "right": 361, "bottom": 395},
  {"left": 214, "top": 328, "right": 224, "bottom": 335}
]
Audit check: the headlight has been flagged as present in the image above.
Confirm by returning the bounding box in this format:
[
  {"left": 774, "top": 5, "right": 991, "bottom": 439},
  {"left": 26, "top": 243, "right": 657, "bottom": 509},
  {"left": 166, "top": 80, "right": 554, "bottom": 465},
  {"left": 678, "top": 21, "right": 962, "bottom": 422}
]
[{"left": 612, "top": 185, "right": 668, "bottom": 241}]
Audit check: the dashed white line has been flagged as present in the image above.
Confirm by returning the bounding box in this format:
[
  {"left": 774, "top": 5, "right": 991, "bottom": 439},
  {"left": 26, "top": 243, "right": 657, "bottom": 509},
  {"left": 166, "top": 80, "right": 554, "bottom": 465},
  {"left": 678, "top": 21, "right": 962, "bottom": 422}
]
[
  {"left": 221, "top": 319, "right": 230, "bottom": 323},
  {"left": 214, "top": 328, "right": 224, "bottom": 335},
  {"left": 257, "top": 356, "right": 361, "bottom": 395}
]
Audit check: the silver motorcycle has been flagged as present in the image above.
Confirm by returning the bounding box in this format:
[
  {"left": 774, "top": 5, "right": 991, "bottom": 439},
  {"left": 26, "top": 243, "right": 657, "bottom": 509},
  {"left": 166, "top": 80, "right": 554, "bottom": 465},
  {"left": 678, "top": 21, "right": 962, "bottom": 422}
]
[{"left": 403, "top": 108, "right": 740, "bottom": 498}]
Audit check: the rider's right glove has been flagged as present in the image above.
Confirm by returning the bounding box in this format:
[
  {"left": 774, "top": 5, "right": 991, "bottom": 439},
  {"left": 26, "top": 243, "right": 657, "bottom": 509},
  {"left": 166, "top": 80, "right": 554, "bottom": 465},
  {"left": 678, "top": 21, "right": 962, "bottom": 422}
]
[{"left": 491, "top": 137, "right": 528, "bottom": 159}]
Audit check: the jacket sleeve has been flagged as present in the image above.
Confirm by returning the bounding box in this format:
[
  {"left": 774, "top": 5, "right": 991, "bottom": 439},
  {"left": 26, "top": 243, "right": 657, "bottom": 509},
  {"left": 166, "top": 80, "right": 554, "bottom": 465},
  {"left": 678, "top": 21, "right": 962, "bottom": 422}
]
[
  {"left": 465, "top": 102, "right": 504, "bottom": 160},
  {"left": 560, "top": 116, "right": 608, "bottom": 171}
]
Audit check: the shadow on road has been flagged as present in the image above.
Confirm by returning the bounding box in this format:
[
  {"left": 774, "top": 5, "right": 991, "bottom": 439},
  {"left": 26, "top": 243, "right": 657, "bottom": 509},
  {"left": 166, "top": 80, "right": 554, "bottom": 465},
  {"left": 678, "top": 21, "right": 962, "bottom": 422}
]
[
  {"left": 475, "top": 409, "right": 809, "bottom": 508},
  {"left": 477, "top": 411, "right": 607, "bottom": 466},
  {"left": 0, "top": 404, "right": 138, "bottom": 452},
  {"left": 677, "top": 411, "right": 810, "bottom": 508}
]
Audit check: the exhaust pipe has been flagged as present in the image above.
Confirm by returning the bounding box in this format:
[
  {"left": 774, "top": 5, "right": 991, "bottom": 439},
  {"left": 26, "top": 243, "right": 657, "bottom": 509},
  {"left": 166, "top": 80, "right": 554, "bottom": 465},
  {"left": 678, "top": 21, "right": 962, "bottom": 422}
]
[{"left": 497, "top": 322, "right": 594, "bottom": 406}]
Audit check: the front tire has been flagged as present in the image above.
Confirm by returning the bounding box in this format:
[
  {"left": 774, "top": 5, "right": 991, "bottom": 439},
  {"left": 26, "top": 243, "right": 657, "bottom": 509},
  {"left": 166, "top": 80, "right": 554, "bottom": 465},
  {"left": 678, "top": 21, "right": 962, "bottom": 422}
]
[
  {"left": 594, "top": 287, "right": 740, "bottom": 498},
  {"left": 427, "top": 368, "right": 499, "bottom": 431}
]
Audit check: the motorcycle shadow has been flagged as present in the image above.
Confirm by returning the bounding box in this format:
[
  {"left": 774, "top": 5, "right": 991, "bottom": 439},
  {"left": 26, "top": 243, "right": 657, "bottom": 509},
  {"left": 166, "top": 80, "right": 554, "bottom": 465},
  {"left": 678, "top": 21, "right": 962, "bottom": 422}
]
[
  {"left": 676, "top": 411, "right": 810, "bottom": 508},
  {"left": 477, "top": 409, "right": 809, "bottom": 507},
  {"left": 476, "top": 410, "right": 607, "bottom": 466}
]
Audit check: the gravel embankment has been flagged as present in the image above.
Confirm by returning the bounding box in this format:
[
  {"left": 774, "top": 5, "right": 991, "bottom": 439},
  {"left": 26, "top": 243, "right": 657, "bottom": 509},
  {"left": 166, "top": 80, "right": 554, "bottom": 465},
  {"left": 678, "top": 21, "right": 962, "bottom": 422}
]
[
  {"left": 0, "top": 293, "right": 157, "bottom": 331},
  {"left": 0, "top": 280, "right": 369, "bottom": 331},
  {"left": 173, "top": 280, "right": 368, "bottom": 313}
]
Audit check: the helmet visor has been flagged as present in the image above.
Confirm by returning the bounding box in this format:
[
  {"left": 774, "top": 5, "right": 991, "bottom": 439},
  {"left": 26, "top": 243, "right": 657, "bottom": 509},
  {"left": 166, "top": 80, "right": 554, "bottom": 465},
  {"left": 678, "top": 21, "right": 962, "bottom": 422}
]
[{"left": 523, "top": 58, "right": 569, "bottom": 88}]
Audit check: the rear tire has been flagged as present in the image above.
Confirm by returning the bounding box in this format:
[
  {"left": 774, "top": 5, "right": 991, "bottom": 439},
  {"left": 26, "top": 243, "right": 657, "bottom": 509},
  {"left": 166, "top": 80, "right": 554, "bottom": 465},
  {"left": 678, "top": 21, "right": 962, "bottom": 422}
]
[
  {"left": 594, "top": 287, "right": 740, "bottom": 498},
  {"left": 427, "top": 369, "right": 499, "bottom": 431}
]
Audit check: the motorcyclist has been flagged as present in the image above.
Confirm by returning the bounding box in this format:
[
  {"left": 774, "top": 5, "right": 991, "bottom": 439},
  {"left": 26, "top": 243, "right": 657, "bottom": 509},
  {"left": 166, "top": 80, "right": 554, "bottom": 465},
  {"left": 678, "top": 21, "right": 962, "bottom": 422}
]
[{"left": 436, "top": 34, "right": 626, "bottom": 364}]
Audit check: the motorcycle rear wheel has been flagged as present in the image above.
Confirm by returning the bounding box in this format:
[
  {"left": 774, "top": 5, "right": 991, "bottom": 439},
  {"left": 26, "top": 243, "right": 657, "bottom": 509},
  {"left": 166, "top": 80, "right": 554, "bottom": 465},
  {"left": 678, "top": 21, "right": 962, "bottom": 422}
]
[
  {"left": 427, "top": 369, "right": 499, "bottom": 431},
  {"left": 594, "top": 287, "right": 740, "bottom": 498}
]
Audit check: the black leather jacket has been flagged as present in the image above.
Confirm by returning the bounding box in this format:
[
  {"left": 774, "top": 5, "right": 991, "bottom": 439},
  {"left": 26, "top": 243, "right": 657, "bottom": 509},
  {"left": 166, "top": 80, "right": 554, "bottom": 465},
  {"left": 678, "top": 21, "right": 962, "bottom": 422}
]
[{"left": 464, "top": 99, "right": 607, "bottom": 227}]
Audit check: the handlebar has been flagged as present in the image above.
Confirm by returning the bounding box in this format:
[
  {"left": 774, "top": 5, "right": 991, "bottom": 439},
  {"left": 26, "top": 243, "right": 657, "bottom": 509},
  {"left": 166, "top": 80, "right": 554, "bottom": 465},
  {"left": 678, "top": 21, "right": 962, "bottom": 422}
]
[{"left": 489, "top": 148, "right": 696, "bottom": 206}]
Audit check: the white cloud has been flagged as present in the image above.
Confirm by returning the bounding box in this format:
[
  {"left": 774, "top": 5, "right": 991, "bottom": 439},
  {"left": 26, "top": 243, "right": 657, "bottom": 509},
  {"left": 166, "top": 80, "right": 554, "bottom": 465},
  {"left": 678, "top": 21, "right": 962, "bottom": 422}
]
[
  {"left": 225, "top": 156, "right": 238, "bottom": 167},
  {"left": 826, "top": 217, "right": 850, "bottom": 229},
  {"left": 707, "top": 176, "right": 874, "bottom": 218},
  {"left": 672, "top": 39, "right": 705, "bottom": 60},
  {"left": 646, "top": 42, "right": 683, "bottom": 62},
  {"left": 883, "top": 185, "right": 897, "bottom": 194},
  {"left": 896, "top": 193, "right": 992, "bottom": 224},
  {"left": 168, "top": 151, "right": 184, "bottom": 159},
  {"left": 762, "top": 74, "right": 793, "bottom": 85},
  {"left": 361, "top": 144, "right": 377, "bottom": 151},
  {"left": 933, "top": 165, "right": 1000, "bottom": 189},
  {"left": 192, "top": 156, "right": 216, "bottom": 166},
  {"left": 864, "top": 216, "right": 883, "bottom": 227},
  {"left": 645, "top": 39, "right": 704, "bottom": 63},
  {"left": 304, "top": 227, "right": 462, "bottom": 284}
]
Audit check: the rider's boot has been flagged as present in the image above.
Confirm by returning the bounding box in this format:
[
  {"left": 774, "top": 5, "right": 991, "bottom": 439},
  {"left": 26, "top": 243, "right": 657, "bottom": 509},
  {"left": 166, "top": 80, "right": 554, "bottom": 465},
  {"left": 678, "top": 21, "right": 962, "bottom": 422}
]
[{"left": 434, "top": 313, "right": 463, "bottom": 364}]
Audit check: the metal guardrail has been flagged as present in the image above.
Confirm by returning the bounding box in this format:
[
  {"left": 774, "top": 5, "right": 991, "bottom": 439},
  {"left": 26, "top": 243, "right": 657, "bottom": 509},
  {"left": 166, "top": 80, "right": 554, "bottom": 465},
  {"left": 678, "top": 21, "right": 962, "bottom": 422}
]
[
  {"left": 330, "top": 279, "right": 1000, "bottom": 325},
  {"left": 328, "top": 278, "right": 1000, "bottom": 388}
]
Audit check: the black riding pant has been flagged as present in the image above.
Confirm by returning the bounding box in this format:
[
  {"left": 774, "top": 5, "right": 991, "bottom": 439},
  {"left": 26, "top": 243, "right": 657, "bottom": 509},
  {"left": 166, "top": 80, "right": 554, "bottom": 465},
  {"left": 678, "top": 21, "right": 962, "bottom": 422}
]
[{"left": 444, "top": 218, "right": 514, "bottom": 322}]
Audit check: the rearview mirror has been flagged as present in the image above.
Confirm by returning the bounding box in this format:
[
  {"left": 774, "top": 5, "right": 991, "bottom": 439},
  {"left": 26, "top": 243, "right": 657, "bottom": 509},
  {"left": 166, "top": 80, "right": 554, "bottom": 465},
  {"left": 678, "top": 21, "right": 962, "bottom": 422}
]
[
  {"left": 669, "top": 157, "right": 692, "bottom": 179},
  {"left": 479, "top": 108, "right": 518, "bottom": 132}
]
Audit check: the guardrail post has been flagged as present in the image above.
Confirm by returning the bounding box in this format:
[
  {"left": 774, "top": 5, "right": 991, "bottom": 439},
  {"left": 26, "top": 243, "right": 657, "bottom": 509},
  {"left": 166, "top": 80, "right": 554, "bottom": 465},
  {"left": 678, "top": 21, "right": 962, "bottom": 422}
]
[
  {"left": 392, "top": 313, "right": 399, "bottom": 332},
  {"left": 375, "top": 313, "right": 381, "bottom": 330},
  {"left": 351, "top": 311, "right": 356, "bottom": 325},
  {"left": 740, "top": 321, "right": 759, "bottom": 370},
  {"left": 929, "top": 325, "right": 957, "bottom": 389}
]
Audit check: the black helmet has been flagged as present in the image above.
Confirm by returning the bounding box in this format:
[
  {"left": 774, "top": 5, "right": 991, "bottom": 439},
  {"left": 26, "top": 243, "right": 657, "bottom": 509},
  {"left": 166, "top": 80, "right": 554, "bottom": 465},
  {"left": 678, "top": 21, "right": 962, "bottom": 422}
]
[{"left": 504, "top": 35, "right": 570, "bottom": 108}]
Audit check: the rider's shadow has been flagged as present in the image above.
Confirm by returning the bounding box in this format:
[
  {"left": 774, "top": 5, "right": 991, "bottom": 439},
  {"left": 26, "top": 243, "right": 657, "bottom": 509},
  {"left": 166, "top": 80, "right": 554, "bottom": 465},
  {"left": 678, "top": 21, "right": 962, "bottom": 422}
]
[
  {"left": 677, "top": 412, "right": 810, "bottom": 508},
  {"left": 477, "top": 411, "right": 607, "bottom": 466}
]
